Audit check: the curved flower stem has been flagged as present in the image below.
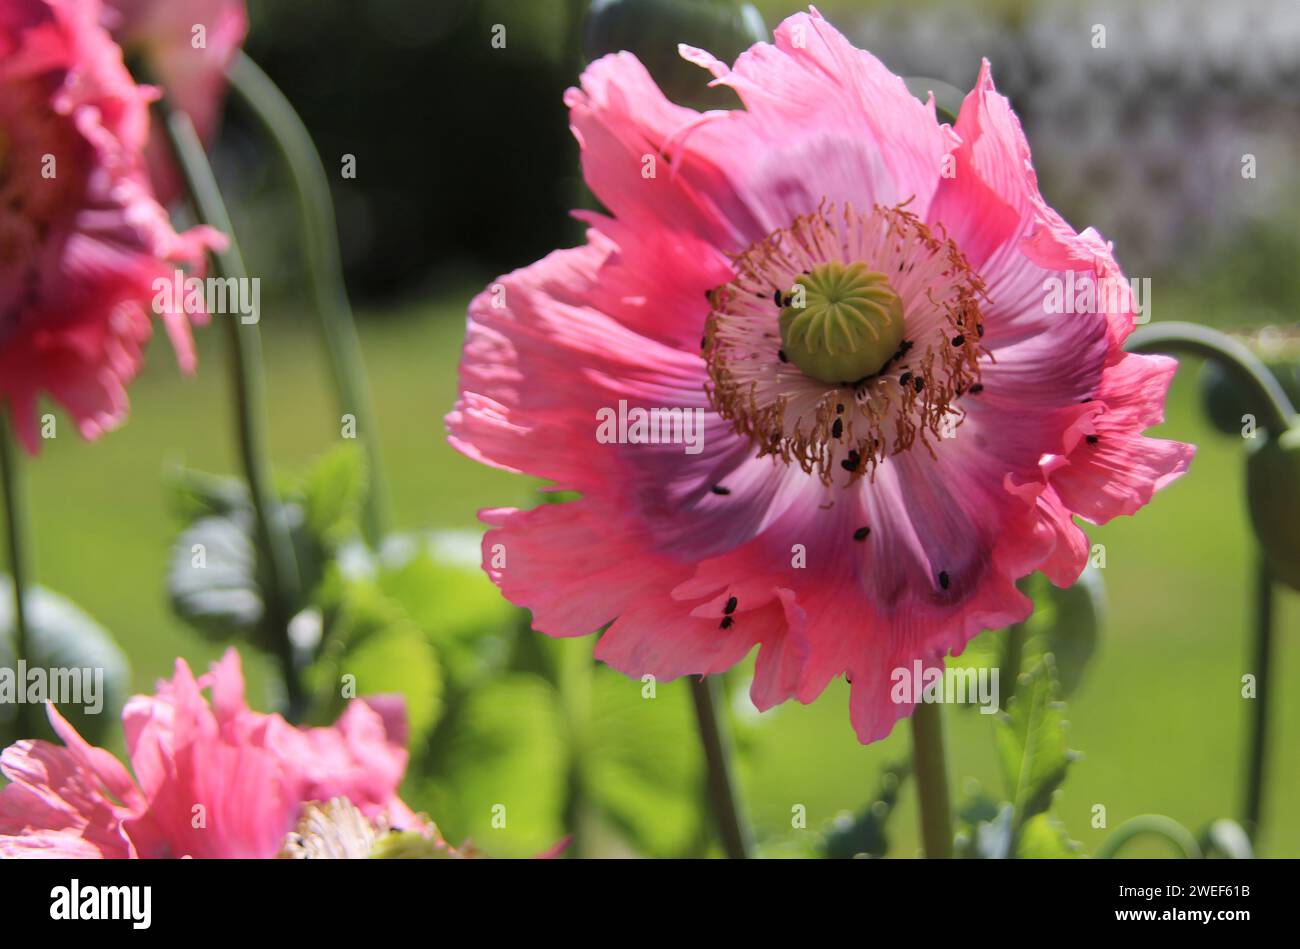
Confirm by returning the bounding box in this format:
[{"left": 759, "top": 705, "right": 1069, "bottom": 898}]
[
  {"left": 161, "top": 106, "right": 305, "bottom": 718},
  {"left": 0, "top": 416, "right": 38, "bottom": 736},
  {"left": 910, "top": 699, "right": 953, "bottom": 858},
  {"left": 1124, "top": 321, "right": 1293, "bottom": 845},
  {"left": 688, "top": 676, "right": 753, "bottom": 858},
  {"left": 225, "top": 52, "right": 389, "bottom": 545},
  {"left": 1125, "top": 321, "right": 1296, "bottom": 430},
  {"left": 1243, "top": 557, "right": 1273, "bottom": 840},
  {"left": 1095, "top": 814, "right": 1204, "bottom": 859}
]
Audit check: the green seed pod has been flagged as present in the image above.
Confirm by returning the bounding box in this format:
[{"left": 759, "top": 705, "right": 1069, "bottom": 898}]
[
  {"left": 778, "top": 262, "right": 907, "bottom": 385},
  {"left": 1199, "top": 359, "right": 1300, "bottom": 437},
  {"left": 1246, "top": 423, "right": 1300, "bottom": 591},
  {"left": 584, "top": 0, "right": 767, "bottom": 109}
]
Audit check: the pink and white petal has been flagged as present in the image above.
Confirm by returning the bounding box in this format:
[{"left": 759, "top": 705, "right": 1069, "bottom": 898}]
[{"left": 448, "top": 238, "right": 712, "bottom": 492}]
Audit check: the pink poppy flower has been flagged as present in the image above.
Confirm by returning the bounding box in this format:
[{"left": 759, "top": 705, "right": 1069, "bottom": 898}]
[
  {"left": 100, "top": 0, "right": 247, "bottom": 199},
  {"left": 0, "top": 649, "right": 443, "bottom": 858},
  {"left": 0, "top": 0, "right": 221, "bottom": 453},
  {"left": 447, "top": 9, "right": 1194, "bottom": 743}
]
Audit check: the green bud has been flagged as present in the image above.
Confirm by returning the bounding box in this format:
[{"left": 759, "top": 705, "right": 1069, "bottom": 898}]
[
  {"left": 778, "top": 261, "right": 906, "bottom": 385},
  {"left": 1200, "top": 359, "right": 1300, "bottom": 437},
  {"left": 1246, "top": 423, "right": 1300, "bottom": 591},
  {"left": 584, "top": 0, "right": 767, "bottom": 109}
]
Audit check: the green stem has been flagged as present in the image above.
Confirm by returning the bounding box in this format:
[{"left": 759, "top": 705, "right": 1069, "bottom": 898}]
[
  {"left": 1125, "top": 322, "right": 1296, "bottom": 431},
  {"left": 911, "top": 699, "right": 953, "bottom": 858},
  {"left": 1125, "top": 321, "right": 1292, "bottom": 846},
  {"left": 688, "top": 676, "right": 753, "bottom": 858},
  {"left": 558, "top": 637, "right": 593, "bottom": 858},
  {"left": 0, "top": 416, "right": 38, "bottom": 736},
  {"left": 161, "top": 106, "right": 305, "bottom": 718},
  {"left": 1095, "top": 814, "right": 1203, "bottom": 859},
  {"left": 1000, "top": 620, "right": 1026, "bottom": 712},
  {"left": 1243, "top": 557, "right": 1273, "bottom": 840},
  {"left": 225, "top": 52, "right": 388, "bottom": 545}
]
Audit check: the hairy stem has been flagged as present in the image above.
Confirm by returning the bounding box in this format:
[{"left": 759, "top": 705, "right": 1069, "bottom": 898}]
[{"left": 911, "top": 699, "right": 953, "bottom": 858}]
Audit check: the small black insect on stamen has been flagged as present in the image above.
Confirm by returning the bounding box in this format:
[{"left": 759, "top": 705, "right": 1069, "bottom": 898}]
[
  {"left": 782, "top": 295, "right": 793, "bottom": 307},
  {"left": 853, "top": 526, "right": 871, "bottom": 541},
  {"left": 773, "top": 289, "right": 783, "bottom": 306},
  {"left": 938, "top": 570, "right": 951, "bottom": 590},
  {"left": 951, "top": 334, "right": 965, "bottom": 346},
  {"left": 840, "top": 449, "right": 861, "bottom": 472},
  {"left": 1086, "top": 434, "right": 1100, "bottom": 445},
  {"left": 778, "top": 349, "right": 788, "bottom": 363},
  {"left": 898, "top": 340, "right": 914, "bottom": 355},
  {"left": 710, "top": 484, "right": 731, "bottom": 495},
  {"left": 724, "top": 596, "right": 738, "bottom": 615},
  {"left": 831, "top": 418, "right": 843, "bottom": 439},
  {"left": 968, "top": 383, "right": 984, "bottom": 394},
  {"left": 913, "top": 376, "right": 925, "bottom": 392},
  {"left": 836, "top": 403, "right": 845, "bottom": 414},
  {"left": 899, "top": 371, "right": 913, "bottom": 387},
  {"left": 720, "top": 616, "right": 734, "bottom": 630}
]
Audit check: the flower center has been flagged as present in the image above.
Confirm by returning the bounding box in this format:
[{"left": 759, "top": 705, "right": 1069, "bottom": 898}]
[
  {"left": 277, "top": 798, "right": 385, "bottom": 859},
  {"left": 778, "top": 261, "right": 906, "bottom": 385},
  {"left": 704, "top": 202, "right": 989, "bottom": 483}
]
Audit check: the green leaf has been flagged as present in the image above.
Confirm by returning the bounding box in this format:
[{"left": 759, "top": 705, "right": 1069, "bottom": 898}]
[
  {"left": 822, "top": 760, "right": 910, "bottom": 859},
  {"left": 585, "top": 670, "right": 702, "bottom": 857},
  {"left": 1017, "top": 813, "right": 1082, "bottom": 858},
  {"left": 339, "top": 622, "right": 441, "bottom": 745},
  {"left": 166, "top": 451, "right": 365, "bottom": 650},
  {"left": 996, "top": 656, "right": 1077, "bottom": 829},
  {"left": 168, "top": 512, "right": 263, "bottom": 643},
  {"left": 953, "top": 784, "right": 1011, "bottom": 859},
  {"left": 421, "top": 675, "right": 568, "bottom": 857},
  {"left": 1023, "top": 568, "right": 1104, "bottom": 698},
  {"left": 374, "top": 532, "right": 516, "bottom": 685},
  {"left": 307, "top": 569, "right": 442, "bottom": 744},
  {"left": 300, "top": 444, "right": 368, "bottom": 548},
  {"left": 168, "top": 466, "right": 248, "bottom": 522},
  {"left": 0, "top": 580, "right": 130, "bottom": 745}
]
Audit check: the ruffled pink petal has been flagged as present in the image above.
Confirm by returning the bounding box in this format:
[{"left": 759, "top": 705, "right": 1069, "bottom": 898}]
[
  {"left": 678, "top": 9, "right": 948, "bottom": 229},
  {"left": 568, "top": 9, "right": 947, "bottom": 258},
  {"left": 0, "top": 738, "right": 134, "bottom": 858},
  {"left": 1049, "top": 352, "right": 1195, "bottom": 523}
]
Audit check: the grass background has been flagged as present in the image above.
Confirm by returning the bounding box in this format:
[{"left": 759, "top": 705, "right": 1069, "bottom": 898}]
[{"left": 19, "top": 286, "right": 1299, "bottom": 857}]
